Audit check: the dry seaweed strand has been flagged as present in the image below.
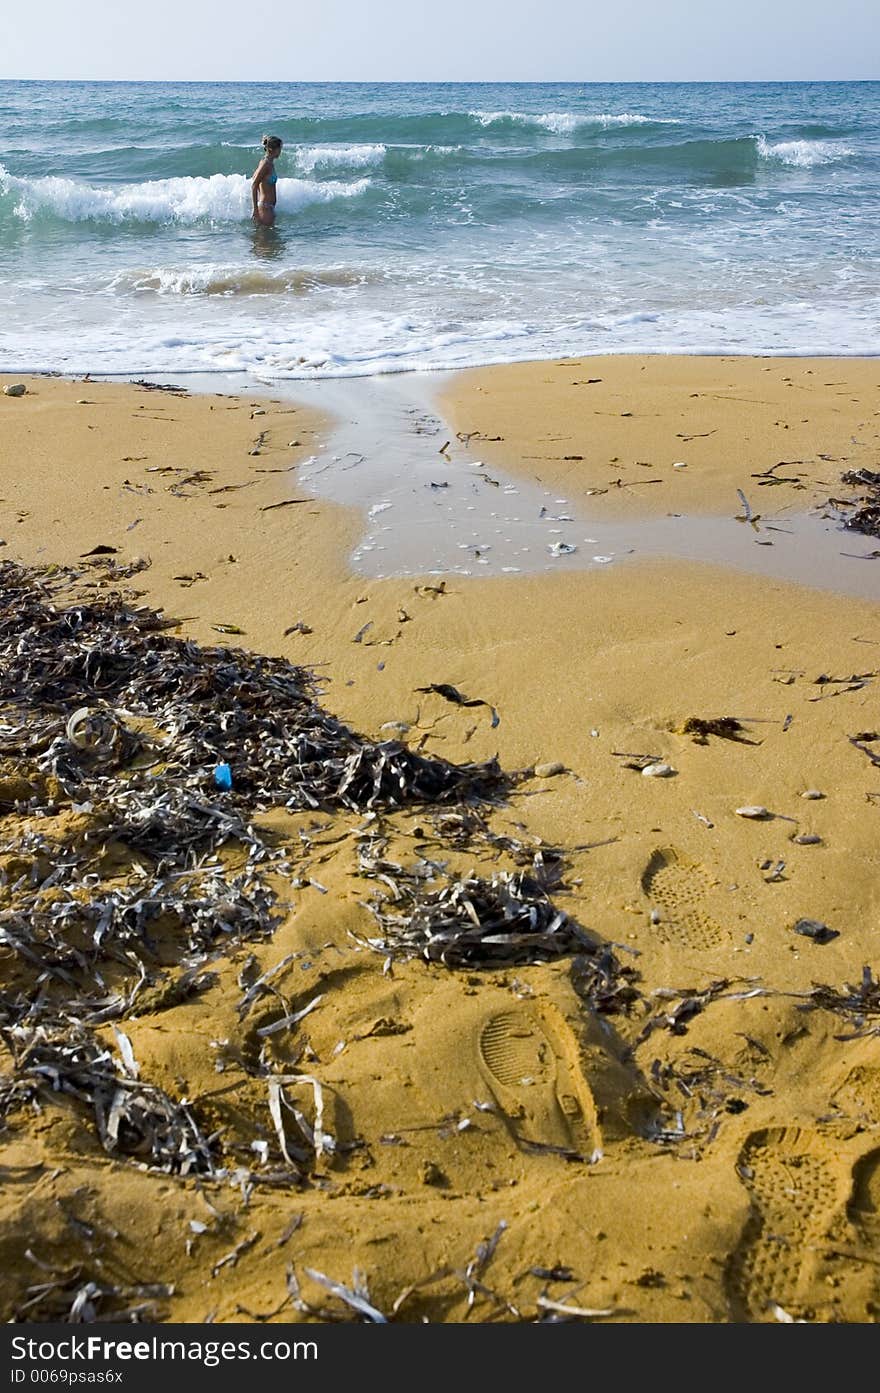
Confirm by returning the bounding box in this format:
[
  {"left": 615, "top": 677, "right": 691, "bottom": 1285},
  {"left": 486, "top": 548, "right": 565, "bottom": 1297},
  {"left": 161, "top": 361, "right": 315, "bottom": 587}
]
[
  {"left": 828, "top": 469, "right": 880, "bottom": 540},
  {"left": 13, "top": 1258, "right": 174, "bottom": 1324},
  {"left": 803, "top": 966, "right": 880, "bottom": 1039}
]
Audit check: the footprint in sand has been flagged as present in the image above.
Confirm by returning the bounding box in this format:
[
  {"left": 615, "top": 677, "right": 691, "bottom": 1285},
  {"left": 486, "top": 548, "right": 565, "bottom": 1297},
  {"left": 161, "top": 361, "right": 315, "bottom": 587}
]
[
  {"left": 478, "top": 1003, "right": 600, "bottom": 1159},
  {"left": 832, "top": 1064, "right": 880, "bottom": 1127},
  {"left": 641, "top": 847, "right": 725, "bottom": 950},
  {"left": 846, "top": 1148, "right": 880, "bottom": 1310},
  {"left": 726, "top": 1126, "right": 843, "bottom": 1320}
]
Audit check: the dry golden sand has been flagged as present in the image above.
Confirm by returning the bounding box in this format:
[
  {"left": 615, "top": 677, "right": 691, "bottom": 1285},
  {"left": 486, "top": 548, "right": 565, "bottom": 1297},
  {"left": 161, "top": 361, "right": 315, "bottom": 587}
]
[
  {"left": 1, "top": 363, "right": 880, "bottom": 1325},
  {"left": 439, "top": 354, "right": 880, "bottom": 520}
]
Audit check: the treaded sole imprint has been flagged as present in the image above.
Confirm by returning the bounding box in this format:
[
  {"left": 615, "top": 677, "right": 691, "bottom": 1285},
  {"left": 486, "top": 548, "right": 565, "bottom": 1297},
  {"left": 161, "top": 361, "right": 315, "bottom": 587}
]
[
  {"left": 641, "top": 847, "right": 725, "bottom": 950},
  {"left": 478, "top": 1003, "right": 600, "bottom": 1158},
  {"left": 726, "top": 1127, "right": 841, "bottom": 1320}
]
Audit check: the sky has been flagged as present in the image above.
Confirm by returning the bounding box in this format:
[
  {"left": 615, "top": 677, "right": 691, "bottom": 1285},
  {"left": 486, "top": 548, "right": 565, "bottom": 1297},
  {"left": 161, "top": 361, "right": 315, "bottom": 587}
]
[{"left": 1, "top": 0, "right": 878, "bottom": 82}]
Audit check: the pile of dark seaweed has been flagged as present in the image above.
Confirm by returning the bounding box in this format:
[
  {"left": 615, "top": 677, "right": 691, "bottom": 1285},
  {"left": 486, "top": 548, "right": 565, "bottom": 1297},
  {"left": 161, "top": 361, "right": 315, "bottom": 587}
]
[
  {"left": 0, "top": 562, "right": 616, "bottom": 1187},
  {"left": 839, "top": 468, "right": 880, "bottom": 539},
  {"left": 363, "top": 866, "right": 594, "bottom": 967},
  {"left": 0, "top": 560, "right": 504, "bottom": 816}
]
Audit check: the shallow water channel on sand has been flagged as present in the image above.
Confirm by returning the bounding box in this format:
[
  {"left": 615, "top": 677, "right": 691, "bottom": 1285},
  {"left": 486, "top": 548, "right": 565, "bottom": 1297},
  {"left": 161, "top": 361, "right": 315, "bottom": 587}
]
[{"left": 128, "top": 369, "right": 880, "bottom": 601}]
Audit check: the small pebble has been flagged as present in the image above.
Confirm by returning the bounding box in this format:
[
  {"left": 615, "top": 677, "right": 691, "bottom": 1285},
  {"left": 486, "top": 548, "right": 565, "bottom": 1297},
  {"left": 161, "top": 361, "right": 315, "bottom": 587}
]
[
  {"left": 3, "top": 383, "right": 26, "bottom": 397},
  {"left": 793, "top": 918, "right": 839, "bottom": 945},
  {"left": 642, "top": 762, "right": 675, "bottom": 778},
  {"left": 792, "top": 834, "right": 822, "bottom": 845},
  {"left": 801, "top": 789, "right": 824, "bottom": 800},
  {"left": 534, "top": 761, "right": 565, "bottom": 778},
  {"left": 735, "top": 805, "right": 770, "bottom": 819}
]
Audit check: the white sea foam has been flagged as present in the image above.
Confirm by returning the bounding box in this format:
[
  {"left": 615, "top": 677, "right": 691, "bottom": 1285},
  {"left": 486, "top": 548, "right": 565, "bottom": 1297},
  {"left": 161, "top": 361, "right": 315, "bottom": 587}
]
[
  {"left": 8, "top": 285, "right": 876, "bottom": 384},
  {"left": 294, "top": 144, "right": 386, "bottom": 173},
  {"left": 755, "top": 136, "right": 854, "bottom": 168},
  {"left": 0, "top": 167, "right": 370, "bottom": 224},
  {"left": 470, "top": 110, "right": 679, "bottom": 135}
]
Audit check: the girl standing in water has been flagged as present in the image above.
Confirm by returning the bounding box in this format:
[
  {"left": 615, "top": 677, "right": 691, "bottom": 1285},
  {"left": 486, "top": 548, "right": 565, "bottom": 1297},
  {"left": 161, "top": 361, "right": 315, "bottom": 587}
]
[{"left": 251, "top": 135, "right": 282, "bottom": 225}]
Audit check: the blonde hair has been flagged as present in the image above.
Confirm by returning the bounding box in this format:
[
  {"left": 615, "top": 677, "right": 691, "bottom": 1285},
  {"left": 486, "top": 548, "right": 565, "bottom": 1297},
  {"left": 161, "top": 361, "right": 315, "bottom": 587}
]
[{"left": 261, "top": 134, "right": 283, "bottom": 153}]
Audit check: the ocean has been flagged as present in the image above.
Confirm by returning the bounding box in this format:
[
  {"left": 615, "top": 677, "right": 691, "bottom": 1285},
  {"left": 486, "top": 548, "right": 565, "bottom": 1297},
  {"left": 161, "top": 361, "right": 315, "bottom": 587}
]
[{"left": 0, "top": 79, "right": 878, "bottom": 380}]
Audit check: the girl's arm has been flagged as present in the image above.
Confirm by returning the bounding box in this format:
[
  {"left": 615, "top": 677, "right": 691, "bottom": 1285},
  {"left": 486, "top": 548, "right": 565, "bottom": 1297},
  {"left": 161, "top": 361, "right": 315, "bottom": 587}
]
[{"left": 251, "top": 159, "right": 269, "bottom": 214}]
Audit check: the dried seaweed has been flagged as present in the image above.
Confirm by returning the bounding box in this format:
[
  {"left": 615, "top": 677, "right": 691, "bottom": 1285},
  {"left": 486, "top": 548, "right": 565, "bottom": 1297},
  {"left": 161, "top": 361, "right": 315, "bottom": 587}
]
[
  {"left": 414, "top": 682, "right": 500, "bottom": 728},
  {"left": 0, "top": 560, "right": 509, "bottom": 1163},
  {"left": 0, "top": 562, "right": 504, "bottom": 817},
  {"left": 132, "top": 380, "right": 187, "bottom": 395},
  {"left": 635, "top": 980, "right": 734, "bottom": 1044},
  {"left": 426, "top": 806, "right": 568, "bottom": 882},
  {"left": 285, "top": 1264, "right": 385, "bottom": 1324},
  {"left": 842, "top": 469, "right": 880, "bottom": 489},
  {"left": 361, "top": 866, "right": 595, "bottom": 967},
  {"left": 804, "top": 966, "right": 880, "bottom": 1039},
  {"left": 0, "top": 1024, "right": 217, "bottom": 1173},
  {"left": 13, "top": 1259, "right": 173, "bottom": 1323},
  {"left": 645, "top": 1045, "right": 772, "bottom": 1149},
  {"left": 679, "top": 716, "right": 759, "bottom": 746},
  {"left": 848, "top": 730, "right": 880, "bottom": 769},
  {"left": 302, "top": 1267, "right": 387, "bottom": 1322},
  {"left": 570, "top": 949, "right": 641, "bottom": 1017},
  {"left": 835, "top": 469, "right": 880, "bottom": 539}
]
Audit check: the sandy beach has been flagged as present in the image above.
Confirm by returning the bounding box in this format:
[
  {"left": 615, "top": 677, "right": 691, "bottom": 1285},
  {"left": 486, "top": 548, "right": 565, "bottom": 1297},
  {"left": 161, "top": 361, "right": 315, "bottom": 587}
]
[{"left": 2, "top": 359, "right": 880, "bottom": 1325}]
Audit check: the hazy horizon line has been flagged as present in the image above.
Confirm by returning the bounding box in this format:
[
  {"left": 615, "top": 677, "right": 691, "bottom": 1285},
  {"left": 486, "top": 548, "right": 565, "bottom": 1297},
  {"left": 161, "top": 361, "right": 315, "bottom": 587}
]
[{"left": 2, "top": 75, "right": 878, "bottom": 85}]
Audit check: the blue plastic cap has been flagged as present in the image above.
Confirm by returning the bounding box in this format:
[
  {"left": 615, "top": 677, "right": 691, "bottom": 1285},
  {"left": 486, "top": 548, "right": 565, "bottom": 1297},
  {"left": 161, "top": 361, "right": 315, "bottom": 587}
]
[{"left": 214, "top": 762, "right": 233, "bottom": 790}]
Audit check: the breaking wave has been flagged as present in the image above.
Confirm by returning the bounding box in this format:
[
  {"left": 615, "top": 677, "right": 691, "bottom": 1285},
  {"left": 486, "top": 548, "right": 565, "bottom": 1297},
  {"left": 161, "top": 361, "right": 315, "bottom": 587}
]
[{"left": 0, "top": 166, "right": 370, "bottom": 226}]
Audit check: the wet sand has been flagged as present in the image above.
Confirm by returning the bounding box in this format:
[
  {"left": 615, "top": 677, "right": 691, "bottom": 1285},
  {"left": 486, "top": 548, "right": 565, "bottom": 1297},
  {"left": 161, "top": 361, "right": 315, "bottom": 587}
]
[{"left": 1, "top": 363, "right": 880, "bottom": 1325}]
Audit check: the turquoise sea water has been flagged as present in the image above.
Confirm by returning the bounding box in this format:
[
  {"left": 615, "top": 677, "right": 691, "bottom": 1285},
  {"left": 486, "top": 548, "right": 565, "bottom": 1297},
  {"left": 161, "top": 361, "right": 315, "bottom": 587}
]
[{"left": 1, "top": 80, "right": 878, "bottom": 378}]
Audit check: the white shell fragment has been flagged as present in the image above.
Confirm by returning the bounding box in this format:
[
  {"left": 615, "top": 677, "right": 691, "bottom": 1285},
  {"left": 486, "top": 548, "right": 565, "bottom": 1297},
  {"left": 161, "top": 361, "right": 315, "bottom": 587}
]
[
  {"left": 801, "top": 789, "right": 824, "bottom": 800},
  {"left": 534, "top": 761, "right": 565, "bottom": 778},
  {"left": 642, "top": 762, "right": 675, "bottom": 778},
  {"left": 735, "top": 805, "right": 770, "bottom": 819},
  {"left": 672, "top": 460, "right": 687, "bottom": 468},
  {"left": 548, "top": 541, "right": 577, "bottom": 557}
]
